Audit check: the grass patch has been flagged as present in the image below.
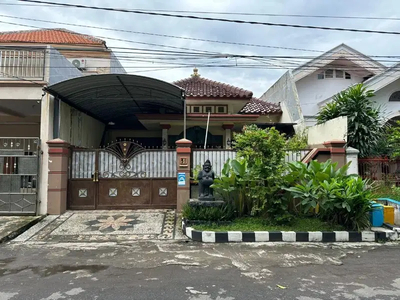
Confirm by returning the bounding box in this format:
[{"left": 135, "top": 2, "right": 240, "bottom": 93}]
[
  {"left": 371, "top": 184, "right": 400, "bottom": 201},
  {"left": 192, "top": 217, "right": 345, "bottom": 232}
]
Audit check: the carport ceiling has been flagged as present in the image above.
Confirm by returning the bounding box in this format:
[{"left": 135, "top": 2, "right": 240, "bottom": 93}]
[{"left": 45, "top": 74, "right": 185, "bottom": 129}]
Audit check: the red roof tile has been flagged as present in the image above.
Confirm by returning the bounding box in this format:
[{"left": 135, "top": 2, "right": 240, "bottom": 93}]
[
  {"left": 0, "top": 28, "right": 105, "bottom": 45},
  {"left": 173, "top": 69, "right": 253, "bottom": 99},
  {"left": 174, "top": 69, "right": 281, "bottom": 115},
  {"left": 240, "top": 98, "right": 282, "bottom": 115}
]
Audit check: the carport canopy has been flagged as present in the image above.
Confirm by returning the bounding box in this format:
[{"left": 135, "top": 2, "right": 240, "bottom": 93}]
[{"left": 45, "top": 74, "right": 185, "bottom": 129}]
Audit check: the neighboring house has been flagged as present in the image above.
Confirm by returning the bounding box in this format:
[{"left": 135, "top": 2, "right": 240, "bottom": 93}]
[
  {"left": 0, "top": 28, "right": 125, "bottom": 139},
  {"left": 0, "top": 28, "right": 125, "bottom": 215},
  {"left": 260, "top": 44, "right": 398, "bottom": 128}
]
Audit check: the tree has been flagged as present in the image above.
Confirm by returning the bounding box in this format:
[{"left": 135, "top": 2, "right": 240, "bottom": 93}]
[{"left": 316, "top": 83, "right": 385, "bottom": 158}]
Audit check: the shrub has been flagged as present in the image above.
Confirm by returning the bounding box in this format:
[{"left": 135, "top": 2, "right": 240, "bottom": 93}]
[
  {"left": 286, "top": 131, "right": 308, "bottom": 151},
  {"left": 284, "top": 160, "right": 372, "bottom": 231},
  {"left": 231, "top": 125, "right": 287, "bottom": 216},
  {"left": 182, "top": 203, "right": 235, "bottom": 222}
]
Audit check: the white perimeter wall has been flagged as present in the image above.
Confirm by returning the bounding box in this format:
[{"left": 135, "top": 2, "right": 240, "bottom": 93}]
[
  {"left": 307, "top": 116, "right": 347, "bottom": 146},
  {"left": 59, "top": 101, "right": 105, "bottom": 148}
]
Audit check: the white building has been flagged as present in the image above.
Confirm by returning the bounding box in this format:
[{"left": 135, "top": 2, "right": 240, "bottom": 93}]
[{"left": 260, "top": 44, "right": 400, "bottom": 128}]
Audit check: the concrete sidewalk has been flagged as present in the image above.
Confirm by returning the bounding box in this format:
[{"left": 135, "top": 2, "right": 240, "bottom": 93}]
[{"left": 0, "top": 215, "right": 43, "bottom": 243}]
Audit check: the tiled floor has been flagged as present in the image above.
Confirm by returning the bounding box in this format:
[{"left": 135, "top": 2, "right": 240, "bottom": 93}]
[{"left": 14, "top": 209, "right": 186, "bottom": 243}]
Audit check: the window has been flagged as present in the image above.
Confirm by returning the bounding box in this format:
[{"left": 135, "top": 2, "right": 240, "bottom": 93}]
[
  {"left": 217, "top": 106, "right": 227, "bottom": 113},
  {"left": 325, "top": 69, "right": 334, "bottom": 78},
  {"left": 317, "top": 72, "right": 324, "bottom": 80},
  {"left": 389, "top": 91, "right": 400, "bottom": 102},
  {"left": 193, "top": 106, "right": 201, "bottom": 113},
  {"left": 335, "top": 70, "right": 344, "bottom": 78},
  {"left": 205, "top": 106, "right": 214, "bottom": 113},
  {"left": 345, "top": 72, "right": 351, "bottom": 79}
]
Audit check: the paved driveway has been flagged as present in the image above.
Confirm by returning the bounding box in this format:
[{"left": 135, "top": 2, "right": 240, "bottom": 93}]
[{"left": 13, "top": 210, "right": 186, "bottom": 243}]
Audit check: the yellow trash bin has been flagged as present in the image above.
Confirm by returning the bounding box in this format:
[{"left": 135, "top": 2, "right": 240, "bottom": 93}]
[{"left": 384, "top": 206, "right": 395, "bottom": 225}]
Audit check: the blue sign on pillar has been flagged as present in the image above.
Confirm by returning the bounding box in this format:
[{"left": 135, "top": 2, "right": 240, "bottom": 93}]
[{"left": 178, "top": 173, "right": 186, "bottom": 186}]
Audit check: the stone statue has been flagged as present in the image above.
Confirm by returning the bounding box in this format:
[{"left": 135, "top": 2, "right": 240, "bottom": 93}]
[{"left": 198, "top": 160, "right": 215, "bottom": 201}]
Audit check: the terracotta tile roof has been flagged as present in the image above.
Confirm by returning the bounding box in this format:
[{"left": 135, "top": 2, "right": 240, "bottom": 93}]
[
  {"left": 0, "top": 28, "right": 105, "bottom": 45},
  {"left": 240, "top": 98, "right": 282, "bottom": 115},
  {"left": 173, "top": 69, "right": 253, "bottom": 99}
]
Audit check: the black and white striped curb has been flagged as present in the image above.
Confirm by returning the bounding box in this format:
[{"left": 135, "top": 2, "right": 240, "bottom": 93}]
[{"left": 182, "top": 220, "right": 398, "bottom": 243}]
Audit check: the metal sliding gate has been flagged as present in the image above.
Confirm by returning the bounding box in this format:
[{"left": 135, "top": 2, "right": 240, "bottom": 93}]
[
  {"left": 0, "top": 137, "right": 39, "bottom": 214},
  {"left": 69, "top": 140, "right": 177, "bottom": 210}
]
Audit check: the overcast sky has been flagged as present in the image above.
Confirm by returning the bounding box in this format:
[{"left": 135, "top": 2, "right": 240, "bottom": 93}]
[{"left": 1, "top": 0, "right": 400, "bottom": 97}]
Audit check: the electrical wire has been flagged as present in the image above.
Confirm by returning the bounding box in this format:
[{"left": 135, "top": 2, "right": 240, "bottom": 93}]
[
  {"left": 4, "top": 1, "right": 399, "bottom": 21},
  {"left": 18, "top": 0, "right": 400, "bottom": 35},
  {"left": 0, "top": 14, "right": 325, "bottom": 53}
]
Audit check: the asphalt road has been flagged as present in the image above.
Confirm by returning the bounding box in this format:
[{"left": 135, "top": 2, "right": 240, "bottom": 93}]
[{"left": 0, "top": 240, "right": 400, "bottom": 300}]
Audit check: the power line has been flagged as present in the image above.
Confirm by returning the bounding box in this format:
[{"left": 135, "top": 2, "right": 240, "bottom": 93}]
[
  {"left": 18, "top": 0, "right": 400, "bottom": 35},
  {"left": 0, "top": 14, "right": 324, "bottom": 53},
  {"left": 0, "top": 20, "right": 221, "bottom": 55},
  {"left": 2, "top": 19, "right": 399, "bottom": 67},
  {"left": 5, "top": 2, "right": 400, "bottom": 22}
]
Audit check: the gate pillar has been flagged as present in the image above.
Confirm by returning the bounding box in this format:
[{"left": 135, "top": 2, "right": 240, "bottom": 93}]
[
  {"left": 323, "top": 140, "right": 346, "bottom": 168},
  {"left": 176, "top": 138, "right": 192, "bottom": 211},
  {"left": 47, "top": 139, "right": 70, "bottom": 215}
]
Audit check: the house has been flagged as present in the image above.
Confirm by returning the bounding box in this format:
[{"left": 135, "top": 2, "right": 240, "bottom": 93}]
[
  {"left": 120, "top": 67, "right": 283, "bottom": 149},
  {"left": 0, "top": 29, "right": 284, "bottom": 215},
  {"left": 0, "top": 28, "right": 126, "bottom": 139},
  {"left": 259, "top": 44, "right": 400, "bottom": 128}
]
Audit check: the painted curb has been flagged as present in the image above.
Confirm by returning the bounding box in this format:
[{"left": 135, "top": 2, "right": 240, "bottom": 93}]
[{"left": 182, "top": 219, "right": 398, "bottom": 243}]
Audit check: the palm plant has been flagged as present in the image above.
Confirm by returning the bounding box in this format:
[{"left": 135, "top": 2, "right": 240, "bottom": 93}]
[{"left": 317, "top": 83, "right": 385, "bottom": 157}]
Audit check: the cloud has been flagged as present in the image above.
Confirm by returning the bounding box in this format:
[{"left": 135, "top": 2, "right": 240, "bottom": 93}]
[{"left": 1, "top": 0, "right": 399, "bottom": 96}]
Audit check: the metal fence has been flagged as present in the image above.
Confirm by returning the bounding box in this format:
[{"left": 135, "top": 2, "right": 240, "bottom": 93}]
[
  {"left": 0, "top": 137, "right": 39, "bottom": 214},
  {"left": 71, "top": 149, "right": 177, "bottom": 179},
  {"left": 192, "top": 149, "right": 310, "bottom": 177},
  {"left": 0, "top": 48, "right": 45, "bottom": 80},
  {"left": 358, "top": 158, "right": 400, "bottom": 184}
]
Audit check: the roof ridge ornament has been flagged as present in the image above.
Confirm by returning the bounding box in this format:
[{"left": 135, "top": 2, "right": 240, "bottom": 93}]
[{"left": 191, "top": 67, "right": 200, "bottom": 77}]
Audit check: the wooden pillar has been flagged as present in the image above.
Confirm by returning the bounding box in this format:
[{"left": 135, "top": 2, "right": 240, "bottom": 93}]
[
  {"left": 161, "top": 124, "right": 171, "bottom": 149},
  {"left": 222, "top": 124, "right": 234, "bottom": 149},
  {"left": 176, "top": 138, "right": 192, "bottom": 211},
  {"left": 47, "top": 138, "right": 70, "bottom": 215},
  {"left": 324, "top": 140, "right": 346, "bottom": 168}
]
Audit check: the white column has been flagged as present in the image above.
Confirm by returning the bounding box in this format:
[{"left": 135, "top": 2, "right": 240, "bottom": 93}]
[
  {"left": 346, "top": 147, "right": 359, "bottom": 175},
  {"left": 38, "top": 93, "right": 54, "bottom": 215},
  {"left": 223, "top": 124, "right": 234, "bottom": 149},
  {"left": 161, "top": 124, "right": 170, "bottom": 149}
]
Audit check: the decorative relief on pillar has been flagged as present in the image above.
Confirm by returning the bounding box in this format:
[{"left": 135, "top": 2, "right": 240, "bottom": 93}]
[{"left": 179, "top": 157, "right": 188, "bottom": 167}]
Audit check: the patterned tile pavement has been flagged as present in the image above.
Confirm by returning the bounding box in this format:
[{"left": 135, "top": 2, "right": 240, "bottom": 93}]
[{"left": 16, "top": 210, "right": 185, "bottom": 243}]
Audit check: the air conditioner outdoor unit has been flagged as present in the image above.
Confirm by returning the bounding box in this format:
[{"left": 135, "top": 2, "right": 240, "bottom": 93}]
[{"left": 71, "top": 58, "right": 87, "bottom": 69}]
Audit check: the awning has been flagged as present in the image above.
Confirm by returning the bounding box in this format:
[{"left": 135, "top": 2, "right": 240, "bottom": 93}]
[{"left": 45, "top": 74, "right": 185, "bottom": 129}]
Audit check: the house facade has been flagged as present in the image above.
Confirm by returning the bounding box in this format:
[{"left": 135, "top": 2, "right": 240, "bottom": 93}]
[
  {"left": 260, "top": 44, "right": 399, "bottom": 128},
  {"left": 0, "top": 29, "right": 284, "bottom": 215},
  {"left": 97, "top": 68, "right": 283, "bottom": 150}
]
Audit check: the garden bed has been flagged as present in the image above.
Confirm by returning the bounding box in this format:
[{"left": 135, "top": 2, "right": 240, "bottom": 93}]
[{"left": 191, "top": 217, "right": 345, "bottom": 232}]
